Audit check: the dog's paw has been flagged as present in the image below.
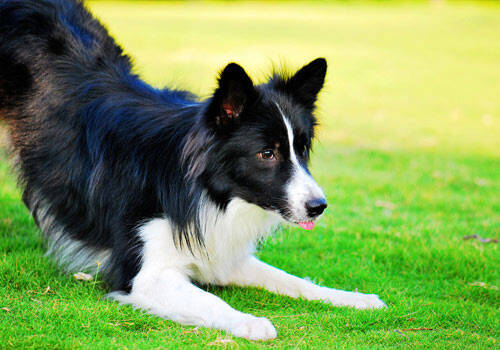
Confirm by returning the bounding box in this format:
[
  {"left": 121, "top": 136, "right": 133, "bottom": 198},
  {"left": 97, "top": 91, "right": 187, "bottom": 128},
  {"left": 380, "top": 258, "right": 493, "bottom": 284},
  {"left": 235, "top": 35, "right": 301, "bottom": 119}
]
[
  {"left": 344, "top": 292, "right": 387, "bottom": 309},
  {"left": 230, "top": 316, "right": 277, "bottom": 341},
  {"left": 317, "top": 287, "right": 387, "bottom": 309}
]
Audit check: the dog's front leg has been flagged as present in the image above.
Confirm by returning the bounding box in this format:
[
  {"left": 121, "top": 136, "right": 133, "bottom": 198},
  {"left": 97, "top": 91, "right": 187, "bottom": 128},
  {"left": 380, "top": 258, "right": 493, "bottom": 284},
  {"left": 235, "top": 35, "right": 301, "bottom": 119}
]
[
  {"left": 108, "top": 269, "right": 277, "bottom": 340},
  {"left": 224, "top": 256, "right": 386, "bottom": 309}
]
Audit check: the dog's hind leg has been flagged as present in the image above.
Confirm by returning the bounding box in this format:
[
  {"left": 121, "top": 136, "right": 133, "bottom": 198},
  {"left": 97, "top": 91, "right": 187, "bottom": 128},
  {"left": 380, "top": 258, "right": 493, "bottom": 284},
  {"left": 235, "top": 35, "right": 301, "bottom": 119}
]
[
  {"left": 223, "top": 256, "right": 386, "bottom": 309},
  {"left": 108, "top": 219, "right": 277, "bottom": 341}
]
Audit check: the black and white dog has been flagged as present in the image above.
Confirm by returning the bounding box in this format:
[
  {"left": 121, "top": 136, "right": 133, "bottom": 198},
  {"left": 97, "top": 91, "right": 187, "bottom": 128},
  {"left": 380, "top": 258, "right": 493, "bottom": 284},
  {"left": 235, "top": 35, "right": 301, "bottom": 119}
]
[{"left": 0, "top": 0, "right": 385, "bottom": 340}]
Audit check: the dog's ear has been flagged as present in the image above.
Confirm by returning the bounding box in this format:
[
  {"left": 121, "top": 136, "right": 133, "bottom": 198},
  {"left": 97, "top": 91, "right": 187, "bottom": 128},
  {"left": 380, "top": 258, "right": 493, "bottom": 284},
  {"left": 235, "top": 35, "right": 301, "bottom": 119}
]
[
  {"left": 276, "top": 58, "right": 327, "bottom": 110},
  {"left": 206, "top": 63, "right": 257, "bottom": 129}
]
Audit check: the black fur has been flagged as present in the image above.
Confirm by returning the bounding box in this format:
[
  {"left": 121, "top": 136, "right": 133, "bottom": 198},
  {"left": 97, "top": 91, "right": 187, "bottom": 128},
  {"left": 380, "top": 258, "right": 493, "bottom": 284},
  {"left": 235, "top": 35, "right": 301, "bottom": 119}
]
[{"left": 0, "top": 0, "right": 326, "bottom": 292}]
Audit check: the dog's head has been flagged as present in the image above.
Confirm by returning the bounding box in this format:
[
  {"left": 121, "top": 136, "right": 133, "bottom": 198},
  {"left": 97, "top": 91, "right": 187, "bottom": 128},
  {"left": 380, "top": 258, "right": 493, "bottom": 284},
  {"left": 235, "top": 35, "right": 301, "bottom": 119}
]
[{"left": 202, "top": 58, "right": 327, "bottom": 229}]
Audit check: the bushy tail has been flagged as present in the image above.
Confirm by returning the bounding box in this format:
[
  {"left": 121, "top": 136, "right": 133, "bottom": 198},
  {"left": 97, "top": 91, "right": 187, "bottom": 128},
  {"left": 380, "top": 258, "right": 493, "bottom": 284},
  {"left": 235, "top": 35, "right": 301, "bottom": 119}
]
[
  {"left": 0, "top": 0, "right": 131, "bottom": 119},
  {"left": 0, "top": 0, "right": 56, "bottom": 115},
  {"left": 0, "top": 52, "right": 33, "bottom": 117}
]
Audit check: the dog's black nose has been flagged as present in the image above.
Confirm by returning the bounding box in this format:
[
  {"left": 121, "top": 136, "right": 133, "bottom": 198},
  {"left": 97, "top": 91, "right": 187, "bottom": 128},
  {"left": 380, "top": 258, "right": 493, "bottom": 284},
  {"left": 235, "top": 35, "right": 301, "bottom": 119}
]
[{"left": 306, "top": 198, "right": 327, "bottom": 217}]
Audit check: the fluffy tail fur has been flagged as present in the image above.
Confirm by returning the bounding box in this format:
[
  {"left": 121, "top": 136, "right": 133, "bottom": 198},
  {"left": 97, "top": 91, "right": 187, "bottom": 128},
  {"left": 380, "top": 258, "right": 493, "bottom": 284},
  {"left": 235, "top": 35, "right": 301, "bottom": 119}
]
[{"left": 0, "top": 0, "right": 132, "bottom": 119}]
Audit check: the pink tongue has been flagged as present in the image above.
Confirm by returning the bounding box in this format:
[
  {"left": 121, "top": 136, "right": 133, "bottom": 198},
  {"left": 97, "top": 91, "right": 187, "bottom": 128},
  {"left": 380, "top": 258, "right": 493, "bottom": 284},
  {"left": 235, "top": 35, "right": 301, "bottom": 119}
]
[{"left": 298, "top": 221, "right": 315, "bottom": 230}]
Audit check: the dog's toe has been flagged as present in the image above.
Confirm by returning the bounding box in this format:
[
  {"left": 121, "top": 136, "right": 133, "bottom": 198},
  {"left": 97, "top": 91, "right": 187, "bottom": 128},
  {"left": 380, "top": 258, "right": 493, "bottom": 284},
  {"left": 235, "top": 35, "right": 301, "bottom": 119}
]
[
  {"left": 351, "top": 293, "right": 387, "bottom": 309},
  {"left": 317, "top": 287, "right": 387, "bottom": 309},
  {"left": 231, "top": 316, "right": 277, "bottom": 341}
]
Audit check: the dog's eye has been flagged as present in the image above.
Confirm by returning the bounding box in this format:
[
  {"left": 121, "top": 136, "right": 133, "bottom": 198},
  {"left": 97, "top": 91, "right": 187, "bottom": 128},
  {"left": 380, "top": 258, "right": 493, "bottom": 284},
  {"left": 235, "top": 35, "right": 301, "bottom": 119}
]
[{"left": 258, "top": 149, "right": 275, "bottom": 161}]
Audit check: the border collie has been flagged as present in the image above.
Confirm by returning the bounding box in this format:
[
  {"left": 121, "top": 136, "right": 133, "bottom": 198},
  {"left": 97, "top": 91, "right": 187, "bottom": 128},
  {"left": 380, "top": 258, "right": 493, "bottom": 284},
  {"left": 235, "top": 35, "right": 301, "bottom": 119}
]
[{"left": 0, "top": 0, "right": 385, "bottom": 340}]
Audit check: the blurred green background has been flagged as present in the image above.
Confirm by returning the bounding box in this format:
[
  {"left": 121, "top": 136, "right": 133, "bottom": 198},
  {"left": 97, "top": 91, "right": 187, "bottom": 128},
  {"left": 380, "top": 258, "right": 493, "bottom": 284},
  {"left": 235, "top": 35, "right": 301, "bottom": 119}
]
[{"left": 89, "top": 0, "right": 500, "bottom": 157}]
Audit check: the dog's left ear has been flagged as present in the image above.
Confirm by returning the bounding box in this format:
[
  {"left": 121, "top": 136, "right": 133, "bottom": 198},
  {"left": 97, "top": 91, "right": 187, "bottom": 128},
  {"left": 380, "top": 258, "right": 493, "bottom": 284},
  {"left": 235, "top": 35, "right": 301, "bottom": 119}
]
[
  {"left": 277, "top": 58, "right": 327, "bottom": 110},
  {"left": 206, "top": 63, "right": 257, "bottom": 129}
]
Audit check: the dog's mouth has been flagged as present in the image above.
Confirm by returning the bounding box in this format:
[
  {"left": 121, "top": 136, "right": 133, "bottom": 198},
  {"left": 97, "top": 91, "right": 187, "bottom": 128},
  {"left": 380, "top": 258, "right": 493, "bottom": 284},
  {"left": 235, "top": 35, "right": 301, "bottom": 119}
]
[
  {"left": 297, "top": 221, "right": 315, "bottom": 230},
  {"left": 276, "top": 209, "right": 323, "bottom": 231},
  {"left": 279, "top": 213, "right": 321, "bottom": 231},
  {"left": 278, "top": 197, "right": 327, "bottom": 231}
]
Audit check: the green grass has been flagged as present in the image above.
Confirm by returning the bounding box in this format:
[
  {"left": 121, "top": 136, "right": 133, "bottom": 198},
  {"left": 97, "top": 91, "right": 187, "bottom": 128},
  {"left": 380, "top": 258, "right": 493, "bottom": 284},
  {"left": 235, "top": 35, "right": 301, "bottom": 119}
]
[{"left": 1, "top": 1, "right": 499, "bottom": 348}]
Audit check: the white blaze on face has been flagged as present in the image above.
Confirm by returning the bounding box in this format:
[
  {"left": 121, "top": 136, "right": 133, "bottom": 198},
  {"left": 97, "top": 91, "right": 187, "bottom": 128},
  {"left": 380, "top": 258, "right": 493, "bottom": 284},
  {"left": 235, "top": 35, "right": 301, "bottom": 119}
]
[{"left": 274, "top": 103, "right": 325, "bottom": 224}]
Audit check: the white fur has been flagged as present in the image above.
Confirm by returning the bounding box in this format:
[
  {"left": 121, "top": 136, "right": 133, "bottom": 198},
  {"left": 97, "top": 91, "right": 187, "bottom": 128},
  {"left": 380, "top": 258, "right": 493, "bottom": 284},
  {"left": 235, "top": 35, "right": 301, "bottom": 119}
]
[
  {"left": 46, "top": 231, "right": 111, "bottom": 274},
  {"left": 109, "top": 195, "right": 385, "bottom": 340},
  {"left": 225, "top": 256, "right": 386, "bottom": 309},
  {"left": 194, "top": 197, "right": 282, "bottom": 284},
  {"left": 35, "top": 199, "right": 111, "bottom": 274},
  {"left": 275, "top": 102, "right": 325, "bottom": 222}
]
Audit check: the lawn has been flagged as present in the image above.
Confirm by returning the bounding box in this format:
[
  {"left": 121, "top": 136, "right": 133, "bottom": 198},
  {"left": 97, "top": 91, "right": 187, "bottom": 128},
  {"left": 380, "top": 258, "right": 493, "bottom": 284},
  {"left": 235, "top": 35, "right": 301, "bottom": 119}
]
[{"left": 1, "top": 1, "right": 499, "bottom": 348}]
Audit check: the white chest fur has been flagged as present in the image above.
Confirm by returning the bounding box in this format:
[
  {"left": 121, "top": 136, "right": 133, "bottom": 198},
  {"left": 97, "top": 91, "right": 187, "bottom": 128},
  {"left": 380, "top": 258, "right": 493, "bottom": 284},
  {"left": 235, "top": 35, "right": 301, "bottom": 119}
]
[{"left": 138, "top": 197, "right": 282, "bottom": 285}]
